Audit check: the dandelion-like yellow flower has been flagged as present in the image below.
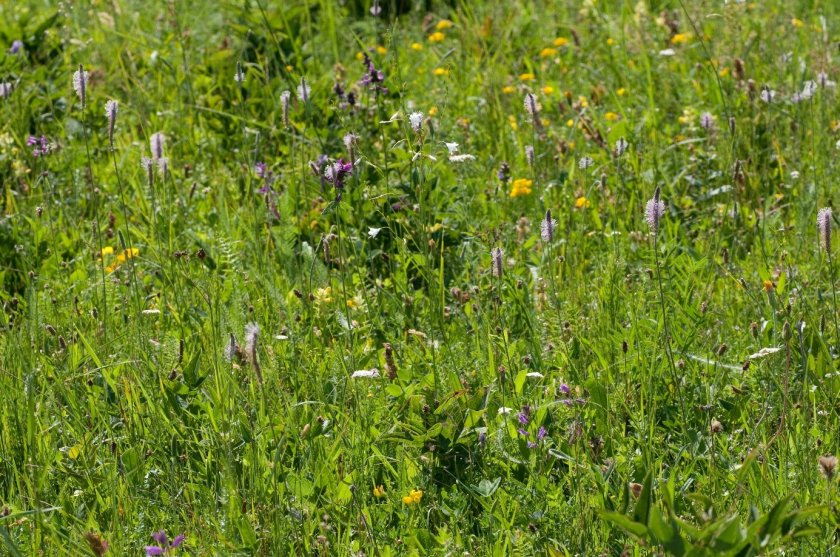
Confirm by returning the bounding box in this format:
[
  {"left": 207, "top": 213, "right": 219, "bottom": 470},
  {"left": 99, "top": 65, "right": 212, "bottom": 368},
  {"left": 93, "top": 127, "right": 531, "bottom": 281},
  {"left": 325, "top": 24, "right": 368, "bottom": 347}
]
[
  {"left": 100, "top": 246, "right": 114, "bottom": 258},
  {"left": 539, "top": 47, "right": 557, "bottom": 58},
  {"left": 510, "top": 178, "right": 533, "bottom": 198},
  {"left": 433, "top": 68, "right": 449, "bottom": 76},
  {"left": 411, "top": 42, "right": 423, "bottom": 51},
  {"left": 604, "top": 111, "right": 619, "bottom": 121},
  {"left": 519, "top": 73, "right": 536, "bottom": 81},
  {"left": 373, "top": 485, "right": 385, "bottom": 498},
  {"left": 355, "top": 51, "right": 364, "bottom": 61},
  {"left": 436, "top": 19, "right": 453, "bottom": 30},
  {"left": 670, "top": 33, "right": 691, "bottom": 45},
  {"left": 376, "top": 45, "right": 387, "bottom": 55},
  {"left": 428, "top": 32, "right": 445, "bottom": 43},
  {"left": 553, "top": 37, "right": 569, "bottom": 47},
  {"left": 791, "top": 18, "right": 804, "bottom": 28},
  {"left": 502, "top": 85, "right": 516, "bottom": 94},
  {"left": 763, "top": 280, "right": 775, "bottom": 292},
  {"left": 616, "top": 87, "right": 626, "bottom": 96},
  {"left": 577, "top": 96, "right": 589, "bottom": 108},
  {"left": 542, "top": 86, "right": 555, "bottom": 95},
  {"left": 428, "top": 107, "right": 438, "bottom": 116},
  {"left": 575, "top": 196, "right": 590, "bottom": 209},
  {"left": 566, "top": 119, "right": 574, "bottom": 127},
  {"left": 606, "top": 37, "right": 615, "bottom": 46}
]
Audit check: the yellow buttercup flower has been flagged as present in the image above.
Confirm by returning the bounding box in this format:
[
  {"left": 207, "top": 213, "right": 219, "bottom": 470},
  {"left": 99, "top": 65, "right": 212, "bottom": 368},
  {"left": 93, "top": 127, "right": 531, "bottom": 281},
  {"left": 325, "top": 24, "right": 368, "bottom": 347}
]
[
  {"left": 616, "top": 87, "right": 626, "bottom": 96},
  {"left": 670, "top": 33, "right": 691, "bottom": 45},
  {"left": 402, "top": 489, "right": 424, "bottom": 505},
  {"left": 510, "top": 178, "right": 533, "bottom": 198},
  {"left": 606, "top": 37, "right": 615, "bottom": 46},
  {"left": 428, "top": 106, "right": 438, "bottom": 116},
  {"left": 553, "top": 37, "right": 569, "bottom": 47},
  {"left": 376, "top": 45, "right": 387, "bottom": 55},
  {"left": 411, "top": 42, "right": 423, "bottom": 51},
  {"left": 508, "top": 115, "right": 518, "bottom": 131},
  {"left": 791, "top": 18, "right": 804, "bottom": 28},
  {"left": 575, "top": 196, "right": 590, "bottom": 209},
  {"left": 502, "top": 85, "right": 516, "bottom": 94},
  {"left": 604, "top": 111, "right": 619, "bottom": 121},
  {"left": 433, "top": 68, "right": 449, "bottom": 76},
  {"left": 428, "top": 32, "right": 445, "bottom": 43},
  {"left": 519, "top": 73, "right": 536, "bottom": 81},
  {"left": 542, "top": 86, "right": 555, "bottom": 95},
  {"left": 539, "top": 47, "right": 557, "bottom": 58},
  {"left": 436, "top": 19, "right": 453, "bottom": 30},
  {"left": 373, "top": 485, "right": 385, "bottom": 498},
  {"left": 100, "top": 246, "right": 114, "bottom": 257}
]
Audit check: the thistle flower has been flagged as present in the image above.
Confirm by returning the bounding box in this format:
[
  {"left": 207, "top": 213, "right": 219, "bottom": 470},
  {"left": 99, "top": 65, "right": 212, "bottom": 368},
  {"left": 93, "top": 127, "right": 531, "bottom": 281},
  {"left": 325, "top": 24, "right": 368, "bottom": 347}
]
[
  {"left": 105, "top": 100, "right": 118, "bottom": 148},
  {"left": 491, "top": 247, "right": 503, "bottom": 278},
  {"left": 297, "top": 77, "right": 310, "bottom": 103},
  {"left": 614, "top": 137, "right": 628, "bottom": 157},
  {"left": 818, "top": 207, "right": 832, "bottom": 251},
  {"left": 540, "top": 210, "right": 556, "bottom": 243},
  {"left": 150, "top": 132, "right": 165, "bottom": 161},
  {"left": 409, "top": 111, "right": 424, "bottom": 133},
  {"left": 73, "top": 65, "right": 89, "bottom": 108},
  {"left": 280, "top": 90, "right": 291, "bottom": 127},
  {"left": 645, "top": 186, "right": 665, "bottom": 233}
]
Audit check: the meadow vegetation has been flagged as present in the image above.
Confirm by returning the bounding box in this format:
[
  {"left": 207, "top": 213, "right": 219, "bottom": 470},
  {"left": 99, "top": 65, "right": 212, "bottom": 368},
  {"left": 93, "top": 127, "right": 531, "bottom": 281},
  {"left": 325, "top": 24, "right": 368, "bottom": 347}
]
[{"left": 1, "top": 0, "right": 840, "bottom": 554}]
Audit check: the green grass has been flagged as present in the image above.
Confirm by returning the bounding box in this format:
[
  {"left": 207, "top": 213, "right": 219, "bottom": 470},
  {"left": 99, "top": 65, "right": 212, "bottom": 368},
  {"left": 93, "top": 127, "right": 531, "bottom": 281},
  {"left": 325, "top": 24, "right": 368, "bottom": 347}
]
[{"left": 1, "top": 0, "right": 839, "bottom": 554}]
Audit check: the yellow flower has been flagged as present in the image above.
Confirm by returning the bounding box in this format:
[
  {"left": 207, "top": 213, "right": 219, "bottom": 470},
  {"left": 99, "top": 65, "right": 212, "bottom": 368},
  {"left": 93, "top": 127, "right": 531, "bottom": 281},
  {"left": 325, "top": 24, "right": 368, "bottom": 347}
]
[
  {"left": 539, "top": 47, "right": 557, "bottom": 58},
  {"left": 763, "top": 280, "right": 775, "bottom": 292},
  {"left": 376, "top": 45, "right": 387, "bottom": 55},
  {"left": 510, "top": 178, "right": 533, "bottom": 198},
  {"left": 285, "top": 65, "right": 293, "bottom": 72},
  {"left": 428, "top": 32, "right": 445, "bottom": 43},
  {"left": 577, "top": 95, "right": 589, "bottom": 108},
  {"left": 553, "top": 37, "right": 569, "bottom": 47},
  {"left": 566, "top": 119, "right": 574, "bottom": 127},
  {"left": 410, "top": 489, "right": 423, "bottom": 503},
  {"left": 314, "top": 287, "right": 333, "bottom": 304},
  {"left": 670, "top": 33, "right": 691, "bottom": 45},
  {"left": 502, "top": 85, "right": 516, "bottom": 94},
  {"left": 575, "top": 196, "right": 590, "bottom": 209},
  {"left": 508, "top": 115, "right": 518, "bottom": 131},
  {"left": 355, "top": 51, "right": 364, "bottom": 61},
  {"left": 433, "top": 68, "right": 449, "bottom": 76},
  {"left": 604, "top": 111, "right": 619, "bottom": 121},
  {"left": 402, "top": 496, "right": 413, "bottom": 505},
  {"left": 373, "top": 485, "right": 385, "bottom": 498},
  {"left": 606, "top": 37, "right": 615, "bottom": 46},
  {"left": 428, "top": 106, "right": 438, "bottom": 116},
  {"left": 718, "top": 67, "right": 730, "bottom": 77},
  {"left": 411, "top": 42, "right": 423, "bottom": 51},
  {"left": 100, "top": 246, "right": 114, "bottom": 257},
  {"left": 616, "top": 87, "right": 626, "bottom": 96},
  {"left": 542, "top": 86, "right": 555, "bottom": 95},
  {"left": 436, "top": 19, "right": 453, "bottom": 30},
  {"left": 519, "top": 73, "right": 536, "bottom": 81},
  {"left": 791, "top": 18, "right": 804, "bottom": 28}
]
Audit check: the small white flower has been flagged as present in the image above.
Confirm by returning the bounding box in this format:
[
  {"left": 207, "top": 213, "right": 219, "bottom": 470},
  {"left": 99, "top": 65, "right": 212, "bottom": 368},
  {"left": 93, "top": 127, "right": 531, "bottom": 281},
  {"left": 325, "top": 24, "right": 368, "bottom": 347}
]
[
  {"left": 0, "top": 81, "right": 14, "bottom": 98},
  {"left": 351, "top": 368, "right": 380, "bottom": 378},
  {"left": 523, "top": 92, "right": 541, "bottom": 116},
  {"left": 234, "top": 62, "right": 245, "bottom": 84},
  {"left": 760, "top": 88, "right": 776, "bottom": 103},
  {"left": 409, "top": 111, "right": 424, "bottom": 132},
  {"left": 579, "top": 156, "right": 594, "bottom": 169},
  {"left": 150, "top": 132, "right": 165, "bottom": 160},
  {"left": 614, "top": 137, "right": 628, "bottom": 157},
  {"left": 444, "top": 141, "right": 459, "bottom": 154},
  {"left": 449, "top": 153, "right": 476, "bottom": 162},
  {"left": 659, "top": 48, "right": 676, "bottom": 57},
  {"left": 72, "top": 66, "right": 89, "bottom": 107},
  {"left": 790, "top": 170, "right": 800, "bottom": 180},
  {"left": 368, "top": 227, "right": 382, "bottom": 238},
  {"left": 296, "top": 78, "right": 310, "bottom": 102}
]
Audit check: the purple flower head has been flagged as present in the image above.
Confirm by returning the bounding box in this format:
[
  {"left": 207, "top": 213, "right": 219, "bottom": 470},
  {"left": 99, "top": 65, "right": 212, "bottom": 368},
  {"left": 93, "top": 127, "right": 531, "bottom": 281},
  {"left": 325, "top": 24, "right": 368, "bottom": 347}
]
[
  {"left": 28, "top": 135, "right": 53, "bottom": 157},
  {"left": 645, "top": 186, "right": 665, "bottom": 233},
  {"left": 559, "top": 383, "right": 570, "bottom": 395},
  {"left": 255, "top": 162, "right": 267, "bottom": 179},
  {"left": 517, "top": 428, "right": 529, "bottom": 437},
  {"left": 527, "top": 441, "right": 537, "bottom": 449},
  {"left": 517, "top": 412, "right": 529, "bottom": 426},
  {"left": 0, "top": 81, "right": 13, "bottom": 99},
  {"left": 497, "top": 161, "right": 510, "bottom": 183},
  {"left": 537, "top": 426, "right": 547, "bottom": 440},
  {"left": 359, "top": 53, "right": 387, "bottom": 94},
  {"left": 324, "top": 158, "right": 354, "bottom": 189},
  {"left": 818, "top": 207, "right": 832, "bottom": 251},
  {"left": 145, "top": 531, "right": 184, "bottom": 555},
  {"left": 10, "top": 40, "right": 23, "bottom": 54},
  {"left": 478, "top": 431, "right": 486, "bottom": 447},
  {"left": 541, "top": 209, "right": 556, "bottom": 243}
]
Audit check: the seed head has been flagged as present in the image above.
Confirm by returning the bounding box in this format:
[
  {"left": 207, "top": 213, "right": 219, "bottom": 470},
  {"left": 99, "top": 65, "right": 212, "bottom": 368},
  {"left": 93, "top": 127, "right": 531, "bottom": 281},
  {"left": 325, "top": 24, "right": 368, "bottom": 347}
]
[
  {"left": 297, "top": 77, "right": 310, "bottom": 103},
  {"left": 818, "top": 455, "right": 837, "bottom": 480},
  {"left": 645, "top": 186, "right": 665, "bottom": 233},
  {"left": 73, "top": 65, "right": 89, "bottom": 108},
  {"left": 105, "top": 100, "right": 118, "bottom": 148},
  {"left": 524, "top": 92, "right": 541, "bottom": 116},
  {"left": 150, "top": 132, "right": 165, "bottom": 161},
  {"left": 491, "top": 247, "right": 503, "bottom": 278},
  {"left": 540, "top": 210, "right": 556, "bottom": 243},
  {"left": 280, "top": 90, "right": 291, "bottom": 127},
  {"left": 818, "top": 207, "right": 832, "bottom": 251}
]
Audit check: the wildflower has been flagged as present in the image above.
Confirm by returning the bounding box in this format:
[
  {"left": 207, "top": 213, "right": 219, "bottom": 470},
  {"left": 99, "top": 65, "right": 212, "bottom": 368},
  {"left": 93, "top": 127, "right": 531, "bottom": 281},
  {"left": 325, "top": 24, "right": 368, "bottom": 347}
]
[
  {"left": 819, "top": 455, "right": 837, "bottom": 480},
  {"left": 578, "top": 156, "right": 594, "bottom": 170},
  {"left": 537, "top": 426, "right": 547, "bottom": 440},
  {"left": 225, "top": 333, "right": 239, "bottom": 362},
  {"left": 763, "top": 280, "right": 775, "bottom": 293},
  {"left": 370, "top": 0, "right": 381, "bottom": 16},
  {"left": 659, "top": 48, "right": 675, "bottom": 57},
  {"left": 791, "top": 17, "right": 804, "bottom": 28},
  {"left": 234, "top": 61, "right": 245, "bottom": 84},
  {"left": 402, "top": 489, "right": 423, "bottom": 504},
  {"left": 373, "top": 485, "right": 385, "bottom": 498},
  {"left": 105, "top": 100, "right": 118, "bottom": 148},
  {"left": 144, "top": 531, "right": 185, "bottom": 556},
  {"left": 497, "top": 162, "right": 510, "bottom": 183},
  {"left": 255, "top": 162, "right": 268, "bottom": 179},
  {"left": 150, "top": 133, "right": 165, "bottom": 161},
  {"left": 799, "top": 80, "right": 818, "bottom": 101},
  {"left": 553, "top": 37, "right": 569, "bottom": 47},
  {"left": 519, "top": 72, "right": 536, "bottom": 81},
  {"left": 436, "top": 19, "right": 453, "bottom": 30},
  {"left": 525, "top": 145, "right": 534, "bottom": 167},
  {"left": 448, "top": 153, "right": 475, "bottom": 162},
  {"left": 510, "top": 178, "right": 533, "bottom": 198},
  {"left": 491, "top": 247, "right": 503, "bottom": 278},
  {"left": 616, "top": 87, "right": 626, "bottom": 96},
  {"left": 100, "top": 246, "right": 114, "bottom": 257},
  {"left": 351, "top": 368, "right": 380, "bottom": 378},
  {"left": 517, "top": 428, "right": 529, "bottom": 437},
  {"left": 817, "top": 71, "right": 836, "bottom": 88},
  {"left": 433, "top": 68, "right": 449, "bottom": 76},
  {"left": 297, "top": 77, "right": 310, "bottom": 103},
  {"left": 614, "top": 137, "right": 628, "bottom": 157},
  {"left": 428, "top": 32, "right": 445, "bottom": 43},
  {"left": 324, "top": 159, "right": 354, "bottom": 189},
  {"left": 280, "top": 90, "right": 291, "bottom": 126},
  {"left": 27, "top": 135, "right": 53, "bottom": 157},
  {"left": 818, "top": 207, "right": 832, "bottom": 251},
  {"left": 574, "top": 196, "right": 590, "bottom": 209},
  {"left": 539, "top": 47, "right": 557, "bottom": 58},
  {"left": 670, "top": 33, "right": 691, "bottom": 44},
  {"left": 542, "top": 86, "right": 554, "bottom": 95},
  {"left": 245, "top": 322, "right": 262, "bottom": 384},
  {"left": 517, "top": 412, "right": 529, "bottom": 425},
  {"left": 409, "top": 111, "right": 424, "bottom": 133},
  {"left": 0, "top": 82, "right": 13, "bottom": 98},
  {"left": 343, "top": 133, "right": 356, "bottom": 163},
  {"left": 502, "top": 85, "right": 516, "bottom": 94},
  {"left": 478, "top": 431, "right": 487, "bottom": 448},
  {"left": 141, "top": 157, "right": 154, "bottom": 187},
  {"left": 645, "top": 186, "right": 665, "bottom": 233},
  {"left": 359, "top": 53, "right": 387, "bottom": 94},
  {"left": 10, "top": 40, "right": 23, "bottom": 55},
  {"left": 541, "top": 210, "right": 556, "bottom": 243},
  {"left": 157, "top": 157, "right": 169, "bottom": 178},
  {"left": 410, "top": 42, "right": 423, "bottom": 51},
  {"left": 73, "top": 65, "right": 89, "bottom": 109},
  {"left": 84, "top": 532, "right": 109, "bottom": 556},
  {"left": 759, "top": 87, "right": 776, "bottom": 103},
  {"left": 523, "top": 92, "right": 541, "bottom": 117},
  {"left": 604, "top": 111, "right": 618, "bottom": 121},
  {"left": 699, "top": 111, "right": 715, "bottom": 131}
]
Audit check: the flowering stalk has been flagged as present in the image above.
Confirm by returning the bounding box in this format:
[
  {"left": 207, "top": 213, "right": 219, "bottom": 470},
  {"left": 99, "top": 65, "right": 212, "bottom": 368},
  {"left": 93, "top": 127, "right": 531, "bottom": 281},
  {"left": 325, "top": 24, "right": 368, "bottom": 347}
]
[{"left": 818, "top": 207, "right": 840, "bottom": 356}]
